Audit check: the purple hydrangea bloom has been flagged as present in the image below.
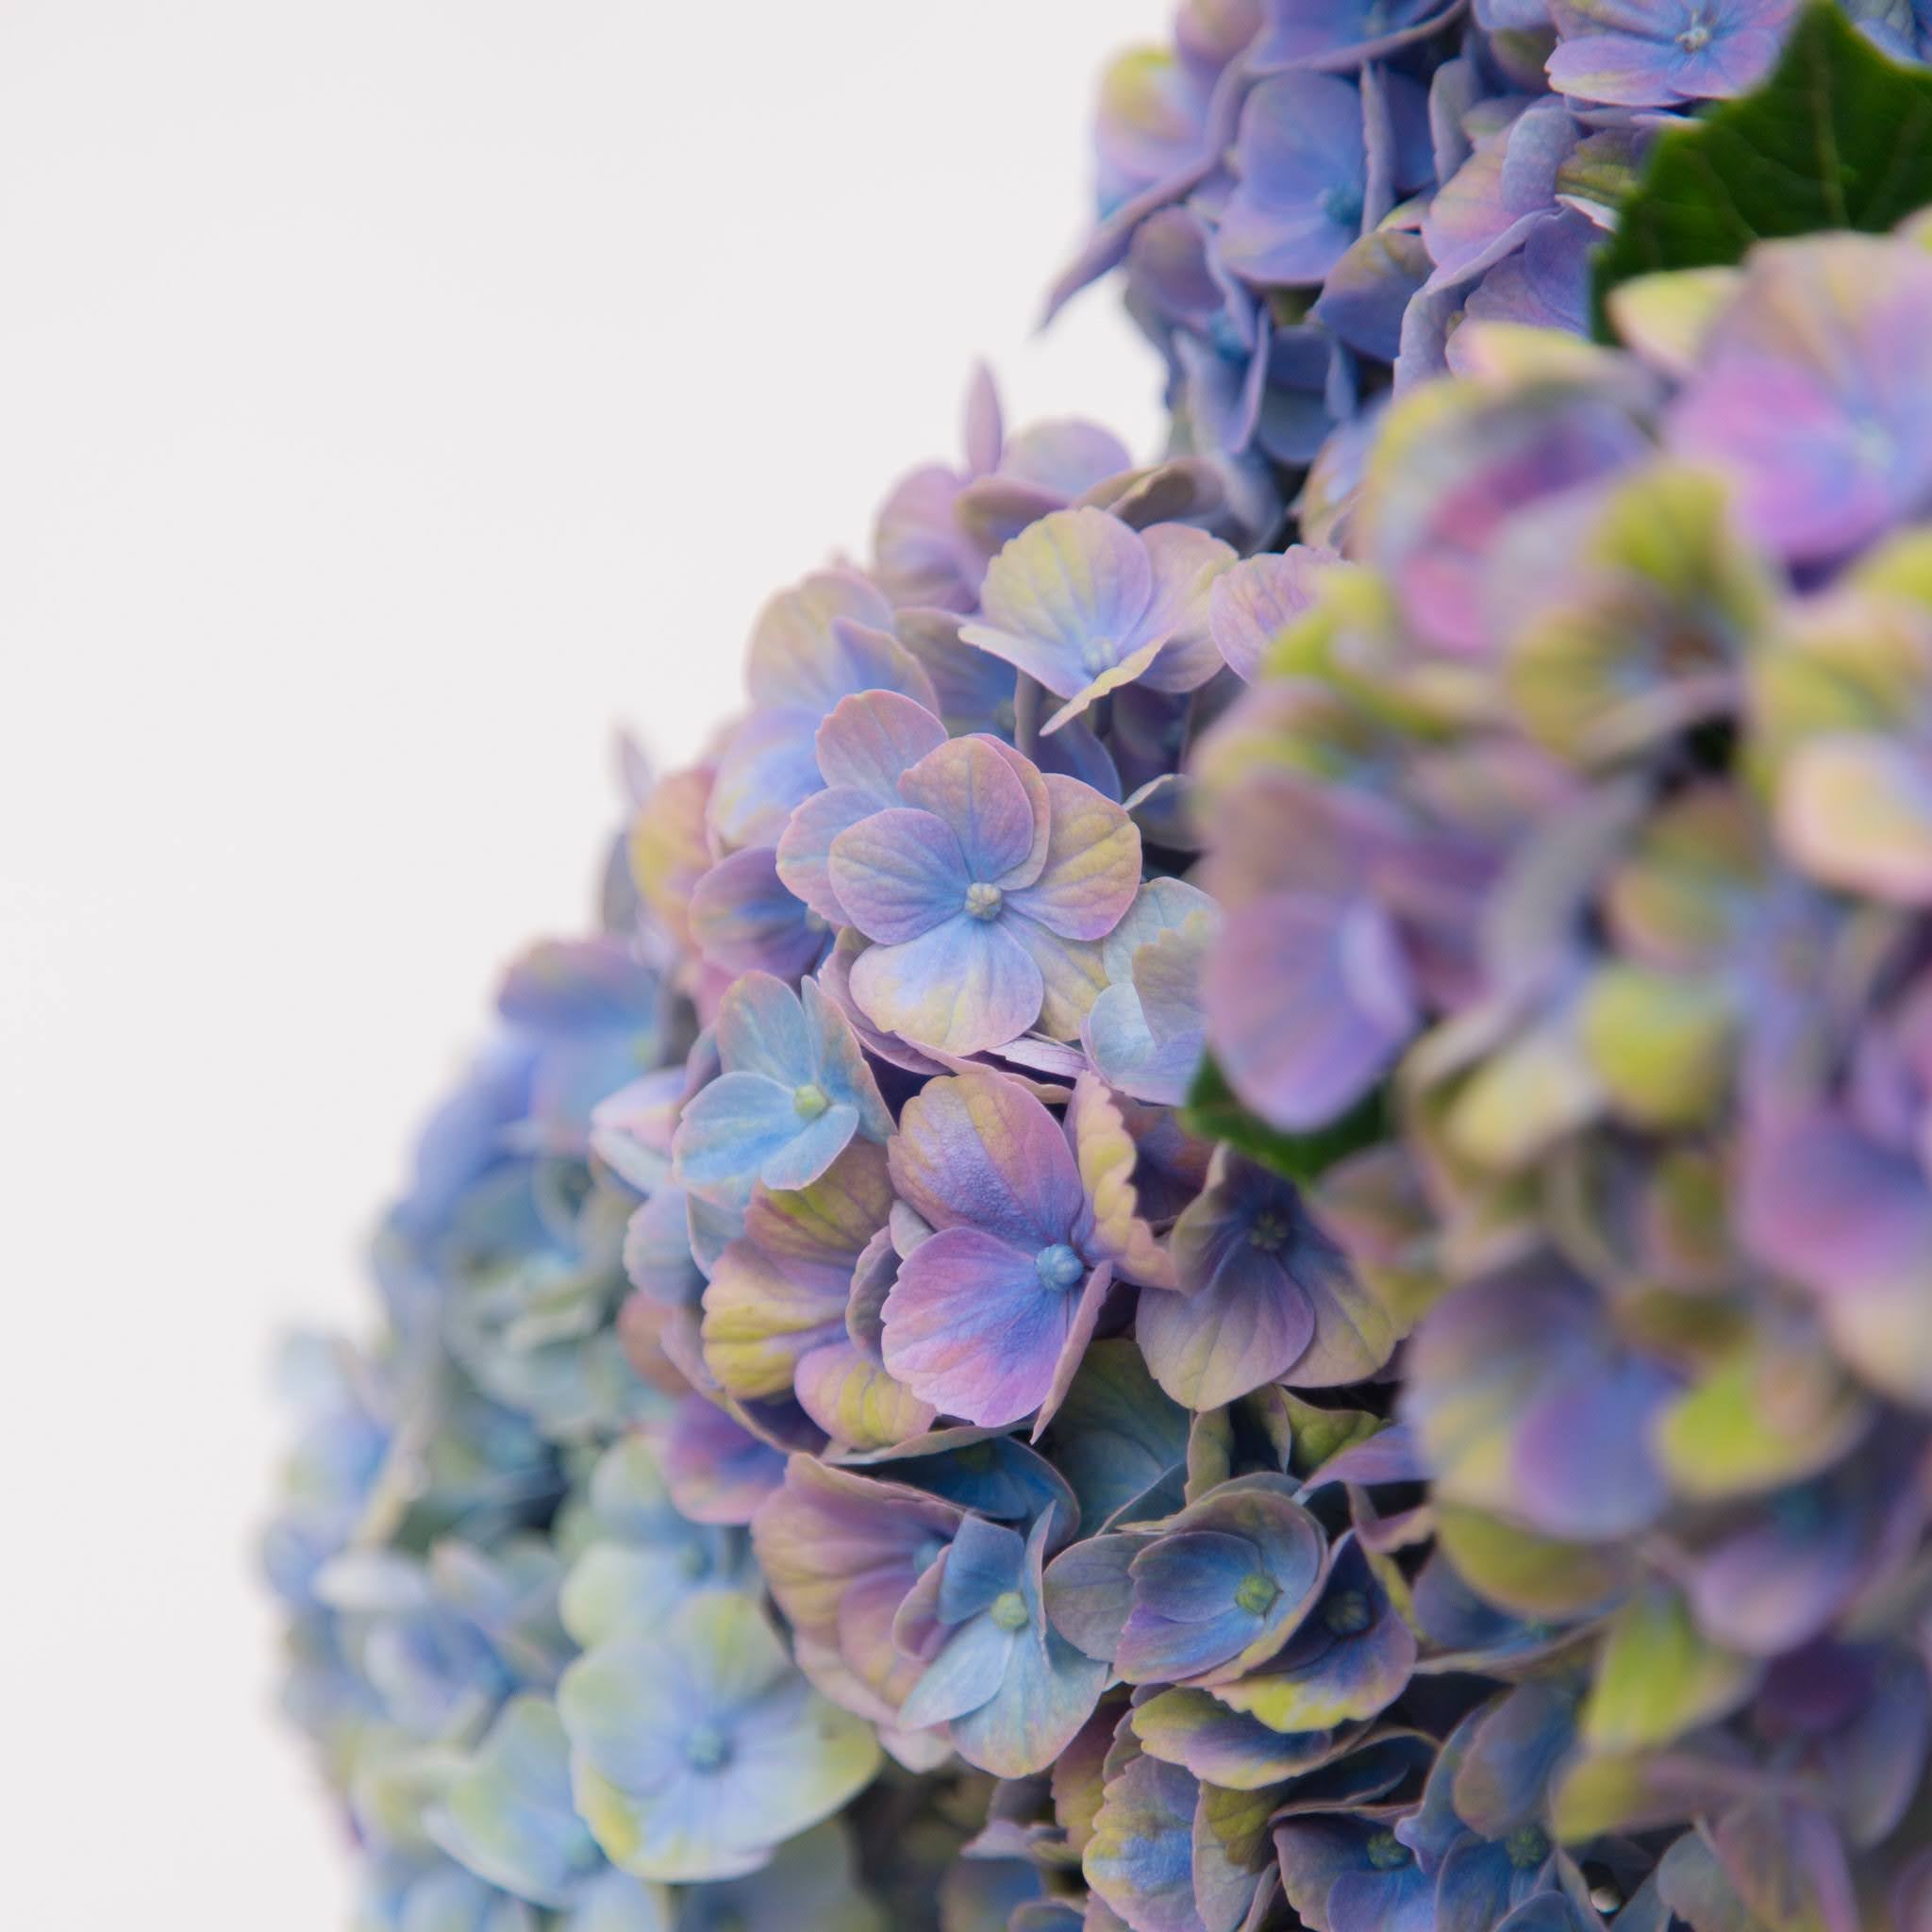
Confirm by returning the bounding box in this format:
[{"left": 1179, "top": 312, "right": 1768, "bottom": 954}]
[
  {"left": 1044, "top": 1474, "right": 1326, "bottom": 1684},
  {"left": 959, "top": 507, "right": 1234, "bottom": 731},
  {"left": 827, "top": 737, "right": 1142, "bottom": 1056},
  {"left": 1547, "top": 0, "right": 1798, "bottom": 107},
  {"left": 1137, "top": 1151, "right": 1391, "bottom": 1408},
  {"left": 879, "top": 1072, "right": 1146, "bottom": 1429}
]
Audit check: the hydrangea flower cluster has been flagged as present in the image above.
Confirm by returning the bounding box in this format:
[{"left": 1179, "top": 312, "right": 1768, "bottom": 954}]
[
  {"left": 1198, "top": 221, "right": 1932, "bottom": 1930},
  {"left": 1054, "top": 0, "right": 1932, "bottom": 545},
  {"left": 273, "top": 5, "right": 1932, "bottom": 1930}
]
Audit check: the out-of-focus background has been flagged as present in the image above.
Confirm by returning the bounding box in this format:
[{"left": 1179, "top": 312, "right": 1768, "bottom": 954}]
[{"left": 0, "top": 3, "right": 1173, "bottom": 1921}]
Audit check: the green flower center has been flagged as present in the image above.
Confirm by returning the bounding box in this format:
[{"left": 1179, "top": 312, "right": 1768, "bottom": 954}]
[
  {"left": 1233, "top": 1571, "right": 1279, "bottom": 1617},
  {"left": 1080, "top": 635, "right": 1119, "bottom": 676},
  {"left": 792, "top": 1082, "right": 829, "bottom": 1120},
  {"left": 964, "top": 881, "right": 1005, "bottom": 922},
  {"left": 684, "top": 1723, "right": 732, "bottom": 1773},
  {"left": 1324, "top": 1590, "right": 1372, "bottom": 1636},
  {"left": 1248, "top": 1209, "right": 1291, "bottom": 1254},
  {"left": 1366, "top": 1830, "right": 1409, "bottom": 1871},
  {"left": 990, "top": 1590, "right": 1029, "bottom": 1632},
  {"left": 1507, "top": 1825, "right": 1550, "bottom": 1870},
  {"left": 1036, "top": 1242, "right": 1085, "bottom": 1292}
]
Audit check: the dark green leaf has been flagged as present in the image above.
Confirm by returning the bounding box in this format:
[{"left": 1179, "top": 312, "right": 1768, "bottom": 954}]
[
  {"left": 1179, "top": 1055, "right": 1389, "bottom": 1185},
  {"left": 1591, "top": 1, "right": 1932, "bottom": 335}
]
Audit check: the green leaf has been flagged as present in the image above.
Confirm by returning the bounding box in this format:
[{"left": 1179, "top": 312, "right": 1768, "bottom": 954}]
[
  {"left": 1179, "top": 1054, "right": 1389, "bottom": 1186},
  {"left": 1591, "top": 1, "right": 1932, "bottom": 335}
]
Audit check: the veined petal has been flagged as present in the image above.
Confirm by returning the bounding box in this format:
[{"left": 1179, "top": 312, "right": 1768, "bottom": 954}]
[
  {"left": 1007, "top": 776, "right": 1142, "bottom": 941},
  {"left": 829, "top": 808, "right": 972, "bottom": 945},
  {"left": 889, "top": 1070, "right": 1087, "bottom": 1243},
  {"left": 849, "top": 916, "right": 1046, "bottom": 1056},
  {"left": 897, "top": 734, "right": 1041, "bottom": 884}
]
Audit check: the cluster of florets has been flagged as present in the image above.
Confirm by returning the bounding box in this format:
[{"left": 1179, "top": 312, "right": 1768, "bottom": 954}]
[
  {"left": 272, "top": 6, "right": 1932, "bottom": 1930},
  {"left": 1198, "top": 223, "right": 1932, "bottom": 1930},
  {"left": 1056, "top": 0, "right": 1932, "bottom": 541}
]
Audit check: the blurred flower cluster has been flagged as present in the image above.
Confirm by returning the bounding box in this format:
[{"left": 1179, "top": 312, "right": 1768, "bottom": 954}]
[
  {"left": 1198, "top": 223, "right": 1932, "bottom": 1929},
  {"left": 274, "top": 5, "right": 1932, "bottom": 1930},
  {"left": 1054, "top": 0, "right": 1932, "bottom": 545}
]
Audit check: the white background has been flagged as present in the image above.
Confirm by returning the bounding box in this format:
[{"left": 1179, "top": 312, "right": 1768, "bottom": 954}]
[{"left": 0, "top": 1, "right": 1175, "bottom": 1922}]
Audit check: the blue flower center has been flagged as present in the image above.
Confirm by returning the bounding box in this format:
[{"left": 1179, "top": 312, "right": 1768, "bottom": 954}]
[
  {"left": 1234, "top": 1571, "right": 1279, "bottom": 1616},
  {"left": 1321, "top": 183, "right": 1365, "bottom": 230},
  {"left": 792, "top": 1082, "right": 829, "bottom": 1120},
  {"left": 1507, "top": 1825, "right": 1549, "bottom": 1870},
  {"left": 1324, "top": 1590, "right": 1372, "bottom": 1636},
  {"left": 990, "top": 1590, "right": 1029, "bottom": 1632},
  {"left": 1248, "top": 1209, "right": 1290, "bottom": 1254},
  {"left": 1036, "top": 1242, "right": 1084, "bottom": 1291},
  {"left": 1080, "top": 634, "right": 1119, "bottom": 676},
  {"left": 1366, "top": 1831, "right": 1409, "bottom": 1871},
  {"left": 684, "top": 1723, "right": 732, "bottom": 1773},
  {"left": 963, "top": 881, "right": 1005, "bottom": 922}
]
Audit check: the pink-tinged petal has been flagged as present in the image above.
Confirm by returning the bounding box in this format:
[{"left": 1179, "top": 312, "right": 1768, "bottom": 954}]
[
  {"left": 897, "top": 735, "right": 1041, "bottom": 884},
  {"left": 1208, "top": 547, "right": 1340, "bottom": 683},
  {"left": 814, "top": 690, "right": 949, "bottom": 800},
  {"left": 890, "top": 1070, "right": 1087, "bottom": 1244},
  {"left": 846, "top": 1227, "right": 899, "bottom": 1358},
  {"left": 701, "top": 1236, "right": 850, "bottom": 1402},
  {"left": 1133, "top": 523, "right": 1240, "bottom": 692},
  {"left": 980, "top": 737, "right": 1056, "bottom": 887},
  {"left": 1041, "top": 639, "right": 1171, "bottom": 734},
  {"left": 688, "top": 846, "right": 824, "bottom": 980},
  {"left": 882, "top": 1226, "right": 1081, "bottom": 1428},
  {"left": 1007, "top": 776, "right": 1143, "bottom": 941},
  {"left": 1777, "top": 734, "right": 1932, "bottom": 905},
  {"left": 795, "top": 1337, "right": 938, "bottom": 1449},
  {"left": 962, "top": 507, "right": 1157, "bottom": 701},
  {"left": 848, "top": 916, "right": 1046, "bottom": 1057},
  {"left": 1068, "top": 1074, "right": 1174, "bottom": 1287},
  {"left": 1205, "top": 893, "right": 1416, "bottom": 1131},
  {"left": 661, "top": 1395, "right": 788, "bottom": 1524},
  {"left": 829, "top": 808, "right": 971, "bottom": 944},
  {"left": 743, "top": 1137, "right": 895, "bottom": 1281},
  {"left": 1423, "top": 100, "right": 1574, "bottom": 290},
  {"left": 775, "top": 786, "right": 877, "bottom": 926}
]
